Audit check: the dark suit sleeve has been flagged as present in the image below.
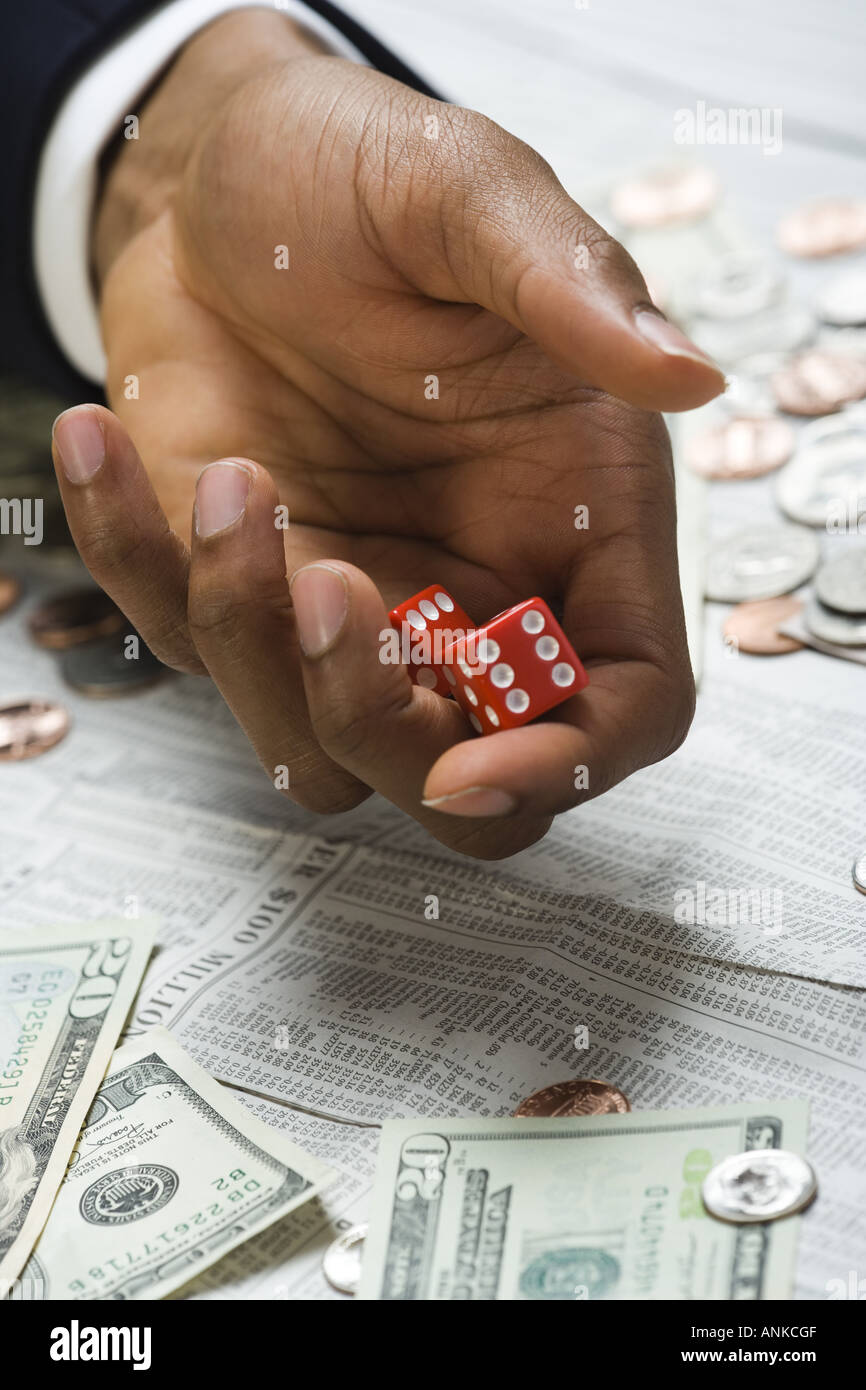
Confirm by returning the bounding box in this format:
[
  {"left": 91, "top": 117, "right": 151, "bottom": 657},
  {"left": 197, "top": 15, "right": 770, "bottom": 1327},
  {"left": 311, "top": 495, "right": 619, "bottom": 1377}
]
[{"left": 0, "top": 0, "right": 440, "bottom": 399}]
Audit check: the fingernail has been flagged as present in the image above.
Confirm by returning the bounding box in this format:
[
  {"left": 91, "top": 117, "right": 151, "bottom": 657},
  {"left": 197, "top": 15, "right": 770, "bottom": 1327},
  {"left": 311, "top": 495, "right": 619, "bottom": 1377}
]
[
  {"left": 634, "top": 309, "right": 723, "bottom": 374},
  {"left": 52, "top": 406, "right": 105, "bottom": 483},
  {"left": 289, "top": 563, "right": 349, "bottom": 657},
  {"left": 194, "top": 460, "right": 252, "bottom": 538},
  {"left": 421, "top": 786, "right": 518, "bottom": 818}
]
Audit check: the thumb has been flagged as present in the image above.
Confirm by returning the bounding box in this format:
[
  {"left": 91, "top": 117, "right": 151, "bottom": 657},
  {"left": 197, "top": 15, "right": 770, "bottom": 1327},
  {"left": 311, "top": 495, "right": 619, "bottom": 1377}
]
[{"left": 381, "top": 103, "right": 725, "bottom": 412}]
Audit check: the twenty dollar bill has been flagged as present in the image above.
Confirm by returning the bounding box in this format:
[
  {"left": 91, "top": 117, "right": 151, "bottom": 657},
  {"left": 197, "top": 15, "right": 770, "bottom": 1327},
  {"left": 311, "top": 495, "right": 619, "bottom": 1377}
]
[
  {"left": 26, "top": 1028, "right": 335, "bottom": 1300},
  {"left": 358, "top": 1101, "right": 809, "bottom": 1300},
  {"left": 0, "top": 920, "right": 156, "bottom": 1293}
]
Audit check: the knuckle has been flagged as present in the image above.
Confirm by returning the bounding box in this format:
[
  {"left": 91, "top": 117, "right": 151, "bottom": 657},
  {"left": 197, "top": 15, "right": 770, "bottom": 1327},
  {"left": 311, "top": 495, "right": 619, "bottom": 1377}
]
[
  {"left": 74, "top": 519, "right": 151, "bottom": 578},
  {"left": 313, "top": 678, "right": 413, "bottom": 767},
  {"left": 186, "top": 585, "right": 239, "bottom": 641}
]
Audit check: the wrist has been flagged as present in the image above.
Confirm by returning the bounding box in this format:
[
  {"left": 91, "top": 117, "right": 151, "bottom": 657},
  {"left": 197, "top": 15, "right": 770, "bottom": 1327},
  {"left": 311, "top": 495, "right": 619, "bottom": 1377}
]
[{"left": 93, "top": 9, "right": 327, "bottom": 283}]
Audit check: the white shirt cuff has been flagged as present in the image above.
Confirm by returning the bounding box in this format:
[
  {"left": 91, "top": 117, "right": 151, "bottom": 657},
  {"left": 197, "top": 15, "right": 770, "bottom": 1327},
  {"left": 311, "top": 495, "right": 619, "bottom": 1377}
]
[{"left": 34, "top": 0, "right": 368, "bottom": 385}]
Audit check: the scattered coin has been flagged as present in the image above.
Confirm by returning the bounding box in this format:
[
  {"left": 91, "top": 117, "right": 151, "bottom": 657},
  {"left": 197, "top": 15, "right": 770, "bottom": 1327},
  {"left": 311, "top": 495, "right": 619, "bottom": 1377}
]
[
  {"left": 692, "top": 253, "right": 784, "bottom": 321},
  {"left": 803, "top": 598, "right": 866, "bottom": 647},
  {"left": 513, "top": 1079, "right": 631, "bottom": 1118},
  {"left": 818, "top": 326, "right": 866, "bottom": 358},
  {"left": 723, "top": 596, "right": 804, "bottom": 654},
  {"left": 702, "top": 1149, "right": 817, "bottom": 1224},
  {"left": 0, "top": 698, "right": 70, "bottom": 761},
  {"left": 28, "top": 588, "right": 124, "bottom": 650},
  {"left": 705, "top": 525, "right": 819, "bottom": 602},
  {"left": 721, "top": 353, "right": 789, "bottom": 418},
  {"left": 772, "top": 350, "right": 866, "bottom": 416},
  {"left": 778, "top": 197, "right": 866, "bottom": 259},
  {"left": 60, "top": 633, "right": 166, "bottom": 697},
  {"left": 853, "top": 850, "right": 866, "bottom": 896},
  {"left": 814, "top": 268, "right": 866, "bottom": 327},
  {"left": 814, "top": 547, "right": 866, "bottom": 613},
  {"left": 322, "top": 1224, "right": 368, "bottom": 1295},
  {"left": 0, "top": 569, "right": 21, "bottom": 615},
  {"left": 776, "top": 418, "right": 866, "bottom": 527},
  {"left": 611, "top": 164, "right": 719, "bottom": 229},
  {"left": 693, "top": 301, "right": 816, "bottom": 369},
  {"left": 686, "top": 417, "right": 795, "bottom": 480}
]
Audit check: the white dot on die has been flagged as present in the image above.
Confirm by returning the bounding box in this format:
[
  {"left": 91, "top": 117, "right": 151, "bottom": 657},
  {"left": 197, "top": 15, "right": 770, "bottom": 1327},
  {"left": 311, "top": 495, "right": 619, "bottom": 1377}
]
[
  {"left": 458, "top": 658, "right": 473, "bottom": 679},
  {"left": 536, "top": 636, "right": 559, "bottom": 660},
  {"left": 416, "top": 667, "right": 438, "bottom": 689},
  {"left": 419, "top": 599, "right": 439, "bottom": 620},
  {"left": 463, "top": 685, "right": 478, "bottom": 705},
  {"left": 434, "top": 591, "right": 454, "bottom": 612},
  {"left": 469, "top": 713, "right": 482, "bottom": 733},
  {"left": 521, "top": 609, "right": 545, "bottom": 634},
  {"left": 443, "top": 666, "right": 456, "bottom": 685},
  {"left": 484, "top": 705, "right": 500, "bottom": 727},
  {"left": 407, "top": 609, "right": 426, "bottom": 631},
  {"left": 505, "top": 689, "right": 530, "bottom": 713},
  {"left": 491, "top": 663, "right": 514, "bottom": 688},
  {"left": 552, "top": 663, "right": 575, "bottom": 687},
  {"left": 478, "top": 638, "right": 500, "bottom": 664}
]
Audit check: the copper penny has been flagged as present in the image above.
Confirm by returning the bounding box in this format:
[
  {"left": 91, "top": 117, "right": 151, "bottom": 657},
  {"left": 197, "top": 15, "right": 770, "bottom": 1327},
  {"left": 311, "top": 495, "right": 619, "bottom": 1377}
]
[
  {"left": 611, "top": 164, "right": 719, "bottom": 229},
  {"left": 723, "top": 596, "right": 804, "bottom": 655},
  {"left": 513, "top": 1079, "right": 631, "bottom": 1118},
  {"left": 0, "top": 570, "right": 21, "bottom": 615},
  {"left": 777, "top": 197, "right": 866, "bottom": 258},
  {"left": 28, "top": 588, "right": 124, "bottom": 650},
  {"left": 0, "top": 699, "right": 70, "bottom": 761},
  {"left": 772, "top": 351, "right": 866, "bottom": 416},
  {"left": 686, "top": 417, "right": 796, "bottom": 480}
]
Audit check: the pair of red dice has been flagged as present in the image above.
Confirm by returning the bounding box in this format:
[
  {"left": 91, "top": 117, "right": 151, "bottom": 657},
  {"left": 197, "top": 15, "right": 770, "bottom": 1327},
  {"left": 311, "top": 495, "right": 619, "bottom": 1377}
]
[{"left": 388, "top": 584, "right": 589, "bottom": 735}]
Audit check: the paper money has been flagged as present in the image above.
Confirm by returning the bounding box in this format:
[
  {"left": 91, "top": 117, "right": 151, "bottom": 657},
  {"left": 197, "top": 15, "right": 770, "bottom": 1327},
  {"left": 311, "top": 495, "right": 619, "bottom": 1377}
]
[
  {"left": 358, "top": 1101, "right": 809, "bottom": 1300},
  {"left": 0, "top": 921, "right": 156, "bottom": 1294},
  {"left": 25, "top": 1028, "right": 335, "bottom": 1300}
]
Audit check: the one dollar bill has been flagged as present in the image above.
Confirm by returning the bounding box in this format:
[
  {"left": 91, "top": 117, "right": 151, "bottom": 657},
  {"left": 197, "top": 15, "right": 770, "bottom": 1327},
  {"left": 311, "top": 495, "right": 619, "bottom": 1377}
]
[
  {"left": 24, "top": 1028, "right": 335, "bottom": 1300},
  {"left": 0, "top": 920, "right": 156, "bottom": 1294},
  {"left": 358, "top": 1101, "right": 809, "bottom": 1300}
]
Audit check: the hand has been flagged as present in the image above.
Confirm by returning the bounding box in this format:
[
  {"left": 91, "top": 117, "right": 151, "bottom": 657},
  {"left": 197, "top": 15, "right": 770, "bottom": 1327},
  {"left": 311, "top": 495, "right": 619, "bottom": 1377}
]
[{"left": 51, "top": 10, "right": 722, "bottom": 859}]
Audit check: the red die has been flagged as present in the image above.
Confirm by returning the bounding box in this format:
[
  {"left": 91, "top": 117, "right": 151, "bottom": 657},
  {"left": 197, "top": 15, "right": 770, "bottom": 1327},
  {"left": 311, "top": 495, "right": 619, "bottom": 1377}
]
[
  {"left": 388, "top": 585, "right": 475, "bottom": 697},
  {"left": 442, "top": 598, "right": 588, "bottom": 733}
]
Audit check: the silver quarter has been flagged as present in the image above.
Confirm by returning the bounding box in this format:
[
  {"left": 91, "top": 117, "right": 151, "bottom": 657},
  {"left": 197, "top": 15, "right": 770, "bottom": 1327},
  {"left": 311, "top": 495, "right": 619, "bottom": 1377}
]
[
  {"left": 804, "top": 598, "right": 866, "bottom": 646},
  {"left": 776, "top": 418, "right": 866, "bottom": 527},
  {"left": 814, "top": 548, "right": 866, "bottom": 612},
  {"left": 693, "top": 303, "right": 815, "bottom": 368},
  {"left": 702, "top": 1149, "right": 817, "bottom": 1224},
  {"left": 322, "top": 1223, "right": 367, "bottom": 1295},
  {"left": 853, "top": 850, "right": 866, "bottom": 896},
  {"left": 813, "top": 268, "right": 866, "bottom": 327},
  {"left": 692, "top": 253, "right": 784, "bottom": 320},
  {"left": 705, "top": 525, "right": 819, "bottom": 602}
]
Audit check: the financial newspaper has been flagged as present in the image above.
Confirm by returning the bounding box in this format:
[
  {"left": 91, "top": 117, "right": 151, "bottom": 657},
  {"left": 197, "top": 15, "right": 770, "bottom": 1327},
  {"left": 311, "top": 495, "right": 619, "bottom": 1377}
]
[{"left": 0, "top": 566, "right": 864, "bottom": 1299}]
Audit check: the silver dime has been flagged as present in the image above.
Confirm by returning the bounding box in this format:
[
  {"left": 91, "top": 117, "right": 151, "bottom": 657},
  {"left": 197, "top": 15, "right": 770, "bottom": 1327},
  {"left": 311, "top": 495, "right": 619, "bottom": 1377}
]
[
  {"left": 702, "top": 1149, "right": 817, "bottom": 1224},
  {"left": 814, "top": 548, "right": 866, "bottom": 613},
  {"left": 692, "top": 253, "right": 784, "bottom": 321},
  {"left": 705, "top": 525, "right": 819, "bottom": 603},
  {"left": 804, "top": 598, "right": 866, "bottom": 646},
  {"left": 322, "top": 1223, "right": 367, "bottom": 1295},
  {"left": 776, "top": 418, "right": 866, "bottom": 527},
  {"left": 853, "top": 850, "right": 866, "bottom": 896},
  {"left": 814, "top": 269, "right": 866, "bottom": 327}
]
